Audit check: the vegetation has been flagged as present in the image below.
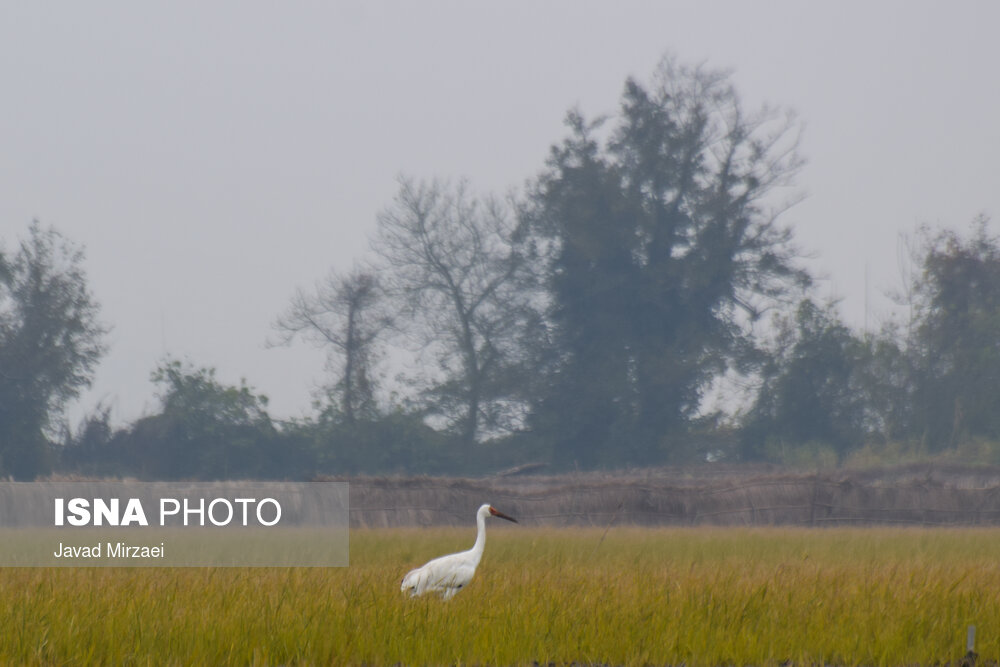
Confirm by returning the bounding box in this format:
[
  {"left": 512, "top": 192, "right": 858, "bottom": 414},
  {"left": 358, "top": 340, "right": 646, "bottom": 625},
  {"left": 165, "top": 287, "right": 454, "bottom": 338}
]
[
  {"left": 1, "top": 527, "right": 997, "bottom": 665},
  {"left": 372, "top": 177, "right": 540, "bottom": 447},
  {"left": 741, "top": 299, "right": 868, "bottom": 461},
  {"left": 273, "top": 268, "right": 391, "bottom": 427},
  {"left": 0, "top": 222, "right": 107, "bottom": 479},
  {"left": 524, "top": 57, "right": 808, "bottom": 468},
  {"left": 4, "top": 52, "right": 1000, "bottom": 478}
]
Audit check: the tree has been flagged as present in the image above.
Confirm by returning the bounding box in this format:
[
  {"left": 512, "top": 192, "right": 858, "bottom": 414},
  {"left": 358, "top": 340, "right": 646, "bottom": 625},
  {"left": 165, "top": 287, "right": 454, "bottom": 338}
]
[
  {"left": 373, "top": 177, "right": 539, "bottom": 449},
  {"left": 57, "top": 403, "right": 118, "bottom": 476},
  {"left": 526, "top": 55, "right": 809, "bottom": 466},
  {"left": 0, "top": 221, "right": 107, "bottom": 478},
  {"left": 273, "top": 269, "right": 391, "bottom": 425},
  {"left": 908, "top": 217, "right": 1000, "bottom": 447},
  {"left": 853, "top": 325, "right": 916, "bottom": 445},
  {"left": 134, "top": 359, "right": 280, "bottom": 479},
  {"left": 741, "top": 300, "right": 866, "bottom": 460}
]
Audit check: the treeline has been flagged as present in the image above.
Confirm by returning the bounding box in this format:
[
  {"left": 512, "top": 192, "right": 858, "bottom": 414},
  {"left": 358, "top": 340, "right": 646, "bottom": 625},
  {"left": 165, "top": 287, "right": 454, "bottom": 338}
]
[{"left": 3, "top": 55, "right": 999, "bottom": 480}]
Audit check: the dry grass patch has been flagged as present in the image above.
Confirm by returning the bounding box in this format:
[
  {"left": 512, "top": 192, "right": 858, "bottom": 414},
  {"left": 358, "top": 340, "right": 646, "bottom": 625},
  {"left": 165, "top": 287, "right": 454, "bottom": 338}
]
[{"left": 1, "top": 527, "right": 998, "bottom": 665}]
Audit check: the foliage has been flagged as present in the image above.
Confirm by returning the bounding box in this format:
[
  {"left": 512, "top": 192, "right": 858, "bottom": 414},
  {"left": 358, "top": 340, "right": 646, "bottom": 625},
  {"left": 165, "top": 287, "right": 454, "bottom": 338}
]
[
  {"left": 24, "top": 52, "right": 1000, "bottom": 476},
  {"left": 740, "top": 219, "right": 1000, "bottom": 463},
  {"left": 839, "top": 438, "right": 1000, "bottom": 470},
  {"left": 57, "top": 360, "right": 527, "bottom": 478},
  {"left": 741, "top": 299, "right": 867, "bottom": 461},
  {"left": 58, "top": 360, "right": 315, "bottom": 480},
  {"left": 853, "top": 324, "right": 916, "bottom": 444},
  {"left": 57, "top": 404, "right": 118, "bottom": 476},
  {"left": 526, "top": 55, "right": 809, "bottom": 467},
  {"left": 125, "top": 360, "right": 283, "bottom": 479},
  {"left": 302, "top": 406, "right": 460, "bottom": 475},
  {"left": 908, "top": 217, "right": 1000, "bottom": 447},
  {"left": 0, "top": 221, "right": 107, "bottom": 479}
]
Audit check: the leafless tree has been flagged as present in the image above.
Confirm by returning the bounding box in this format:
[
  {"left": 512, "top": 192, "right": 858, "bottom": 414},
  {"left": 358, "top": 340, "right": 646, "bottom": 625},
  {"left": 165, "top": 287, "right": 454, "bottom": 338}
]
[
  {"left": 273, "top": 269, "right": 391, "bottom": 424},
  {"left": 373, "top": 176, "right": 539, "bottom": 447}
]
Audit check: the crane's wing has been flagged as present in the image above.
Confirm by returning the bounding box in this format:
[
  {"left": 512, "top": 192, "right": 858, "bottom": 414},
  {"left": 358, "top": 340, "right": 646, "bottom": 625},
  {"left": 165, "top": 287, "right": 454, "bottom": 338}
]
[{"left": 400, "top": 551, "right": 477, "bottom": 599}]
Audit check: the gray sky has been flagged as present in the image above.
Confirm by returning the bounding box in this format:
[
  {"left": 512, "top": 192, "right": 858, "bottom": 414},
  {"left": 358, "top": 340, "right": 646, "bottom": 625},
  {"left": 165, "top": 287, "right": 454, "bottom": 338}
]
[{"left": 2, "top": 1, "right": 998, "bottom": 426}]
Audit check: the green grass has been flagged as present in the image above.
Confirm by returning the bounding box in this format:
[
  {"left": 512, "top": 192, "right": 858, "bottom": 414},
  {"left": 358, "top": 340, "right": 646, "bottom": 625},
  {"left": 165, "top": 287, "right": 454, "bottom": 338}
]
[{"left": 2, "top": 526, "right": 999, "bottom": 665}]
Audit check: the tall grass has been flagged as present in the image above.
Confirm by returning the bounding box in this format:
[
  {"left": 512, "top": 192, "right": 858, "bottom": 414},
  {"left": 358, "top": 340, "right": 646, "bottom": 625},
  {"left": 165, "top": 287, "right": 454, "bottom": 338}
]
[{"left": 2, "top": 527, "right": 998, "bottom": 665}]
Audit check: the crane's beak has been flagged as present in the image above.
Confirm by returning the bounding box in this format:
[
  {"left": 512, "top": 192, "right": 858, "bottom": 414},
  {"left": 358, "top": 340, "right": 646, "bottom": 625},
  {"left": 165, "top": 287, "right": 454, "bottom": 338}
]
[{"left": 489, "top": 506, "right": 518, "bottom": 523}]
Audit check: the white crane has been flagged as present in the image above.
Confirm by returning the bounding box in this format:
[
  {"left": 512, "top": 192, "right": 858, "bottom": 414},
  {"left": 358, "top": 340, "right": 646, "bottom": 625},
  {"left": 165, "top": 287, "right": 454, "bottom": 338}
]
[{"left": 400, "top": 503, "right": 518, "bottom": 600}]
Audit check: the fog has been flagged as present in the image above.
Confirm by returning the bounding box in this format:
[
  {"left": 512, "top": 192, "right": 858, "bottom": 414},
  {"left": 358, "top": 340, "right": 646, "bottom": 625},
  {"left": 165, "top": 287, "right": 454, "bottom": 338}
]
[{"left": 1, "top": 1, "right": 997, "bottom": 425}]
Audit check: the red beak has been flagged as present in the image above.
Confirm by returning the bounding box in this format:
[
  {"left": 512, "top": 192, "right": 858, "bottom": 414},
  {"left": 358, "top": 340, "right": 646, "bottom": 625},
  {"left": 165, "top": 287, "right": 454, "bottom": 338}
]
[{"left": 489, "top": 506, "right": 518, "bottom": 523}]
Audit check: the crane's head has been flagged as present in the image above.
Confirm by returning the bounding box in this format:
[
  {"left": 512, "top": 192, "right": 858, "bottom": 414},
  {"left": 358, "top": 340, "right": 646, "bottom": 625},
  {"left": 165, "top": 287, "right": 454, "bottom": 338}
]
[{"left": 487, "top": 505, "right": 518, "bottom": 523}]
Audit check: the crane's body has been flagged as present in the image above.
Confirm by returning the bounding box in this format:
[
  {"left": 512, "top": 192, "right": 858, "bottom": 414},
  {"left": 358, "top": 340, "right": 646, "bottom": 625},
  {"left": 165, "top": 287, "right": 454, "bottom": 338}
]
[{"left": 400, "top": 503, "right": 517, "bottom": 600}]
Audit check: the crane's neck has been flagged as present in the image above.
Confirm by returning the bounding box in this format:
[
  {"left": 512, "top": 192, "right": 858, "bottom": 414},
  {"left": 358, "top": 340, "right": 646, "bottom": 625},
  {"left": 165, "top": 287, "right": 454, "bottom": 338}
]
[{"left": 469, "top": 507, "right": 488, "bottom": 564}]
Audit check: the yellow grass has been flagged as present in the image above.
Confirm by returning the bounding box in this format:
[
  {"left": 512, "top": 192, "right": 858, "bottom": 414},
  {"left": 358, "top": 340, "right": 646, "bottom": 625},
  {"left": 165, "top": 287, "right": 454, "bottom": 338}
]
[{"left": 2, "top": 526, "right": 999, "bottom": 665}]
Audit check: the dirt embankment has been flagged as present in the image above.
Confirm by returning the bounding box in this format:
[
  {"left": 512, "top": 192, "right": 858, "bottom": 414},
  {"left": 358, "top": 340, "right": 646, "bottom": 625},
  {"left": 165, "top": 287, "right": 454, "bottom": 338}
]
[{"left": 331, "top": 463, "right": 1000, "bottom": 528}]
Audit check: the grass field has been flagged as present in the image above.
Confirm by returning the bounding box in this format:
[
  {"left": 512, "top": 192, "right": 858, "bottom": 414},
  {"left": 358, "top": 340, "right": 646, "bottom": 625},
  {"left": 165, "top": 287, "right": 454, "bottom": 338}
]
[{"left": 2, "top": 526, "right": 999, "bottom": 665}]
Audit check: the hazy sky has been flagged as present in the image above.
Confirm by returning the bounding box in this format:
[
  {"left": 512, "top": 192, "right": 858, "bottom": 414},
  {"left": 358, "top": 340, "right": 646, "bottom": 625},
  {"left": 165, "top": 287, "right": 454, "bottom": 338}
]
[{"left": 2, "top": 1, "right": 998, "bottom": 426}]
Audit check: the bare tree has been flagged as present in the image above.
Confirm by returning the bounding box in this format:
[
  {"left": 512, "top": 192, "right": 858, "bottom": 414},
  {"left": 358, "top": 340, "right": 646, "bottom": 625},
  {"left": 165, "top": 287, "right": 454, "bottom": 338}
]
[
  {"left": 373, "top": 176, "right": 537, "bottom": 447},
  {"left": 273, "top": 269, "right": 391, "bottom": 424}
]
